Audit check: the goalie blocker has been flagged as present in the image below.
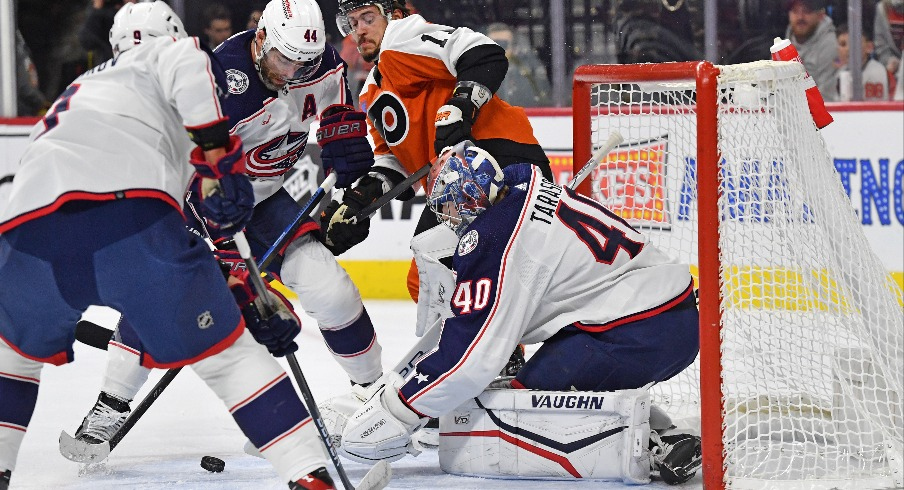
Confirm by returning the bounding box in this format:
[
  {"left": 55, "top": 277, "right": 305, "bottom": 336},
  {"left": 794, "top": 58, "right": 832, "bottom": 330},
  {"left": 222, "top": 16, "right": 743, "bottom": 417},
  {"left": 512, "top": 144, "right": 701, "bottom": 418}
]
[{"left": 439, "top": 387, "right": 653, "bottom": 483}]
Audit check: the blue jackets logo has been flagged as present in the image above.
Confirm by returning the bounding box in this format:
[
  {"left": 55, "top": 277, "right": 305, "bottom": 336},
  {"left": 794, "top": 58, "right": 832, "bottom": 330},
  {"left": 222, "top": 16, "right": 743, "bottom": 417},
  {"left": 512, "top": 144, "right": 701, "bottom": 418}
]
[
  {"left": 458, "top": 230, "right": 479, "bottom": 256},
  {"left": 226, "top": 69, "right": 249, "bottom": 95}
]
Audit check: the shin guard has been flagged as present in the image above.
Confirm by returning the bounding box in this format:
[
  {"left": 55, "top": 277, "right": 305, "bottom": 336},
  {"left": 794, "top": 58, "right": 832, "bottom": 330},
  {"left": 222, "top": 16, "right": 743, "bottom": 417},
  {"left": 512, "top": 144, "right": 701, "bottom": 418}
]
[
  {"left": 191, "top": 331, "right": 326, "bottom": 483},
  {"left": 0, "top": 341, "right": 43, "bottom": 472}
]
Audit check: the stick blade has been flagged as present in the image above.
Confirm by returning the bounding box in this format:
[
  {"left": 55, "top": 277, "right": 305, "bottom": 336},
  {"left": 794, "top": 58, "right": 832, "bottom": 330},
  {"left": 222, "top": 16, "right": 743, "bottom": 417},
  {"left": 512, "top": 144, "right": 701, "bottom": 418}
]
[
  {"left": 356, "top": 460, "right": 392, "bottom": 490},
  {"left": 58, "top": 430, "right": 111, "bottom": 463}
]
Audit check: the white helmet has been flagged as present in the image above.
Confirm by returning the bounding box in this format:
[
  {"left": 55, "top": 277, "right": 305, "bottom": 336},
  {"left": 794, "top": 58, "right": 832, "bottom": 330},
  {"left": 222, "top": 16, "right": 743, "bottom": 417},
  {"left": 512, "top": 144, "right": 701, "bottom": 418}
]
[
  {"left": 109, "top": 1, "right": 186, "bottom": 56},
  {"left": 255, "top": 0, "right": 325, "bottom": 83}
]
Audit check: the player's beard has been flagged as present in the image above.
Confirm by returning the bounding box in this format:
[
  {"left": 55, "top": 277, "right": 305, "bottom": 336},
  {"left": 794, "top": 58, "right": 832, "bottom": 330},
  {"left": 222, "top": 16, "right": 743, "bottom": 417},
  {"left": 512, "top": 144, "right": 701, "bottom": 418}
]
[
  {"left": 257, "top": 61, "right": 287, "bottom": 92},
  {"left": 360, "top": 45, "right": 380, "bottom": 63}
]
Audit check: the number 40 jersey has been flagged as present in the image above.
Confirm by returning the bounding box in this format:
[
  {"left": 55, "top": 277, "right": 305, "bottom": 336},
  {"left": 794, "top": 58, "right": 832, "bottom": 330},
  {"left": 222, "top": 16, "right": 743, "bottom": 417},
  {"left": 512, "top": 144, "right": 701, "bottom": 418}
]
[{"left": 399, "top": 165, "right": 694, "bottom": 417}]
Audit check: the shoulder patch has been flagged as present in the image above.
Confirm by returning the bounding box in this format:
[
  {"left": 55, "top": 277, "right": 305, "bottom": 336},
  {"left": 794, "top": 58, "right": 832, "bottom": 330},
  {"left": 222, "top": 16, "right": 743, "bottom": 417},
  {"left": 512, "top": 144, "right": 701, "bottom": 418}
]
[
  {"left": 458, "top": 230, "right": 479, "bottom": 256},
  {"left": 226, "top": 69, "right": 250, "bottom": 95}
]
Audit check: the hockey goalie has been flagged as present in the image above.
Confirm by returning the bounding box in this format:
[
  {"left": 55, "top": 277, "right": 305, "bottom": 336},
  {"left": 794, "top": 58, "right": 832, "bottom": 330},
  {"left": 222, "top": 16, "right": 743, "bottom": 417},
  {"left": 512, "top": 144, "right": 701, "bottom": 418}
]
[{"left": 332, "top": 141, "right": 704, "bottom": 484}]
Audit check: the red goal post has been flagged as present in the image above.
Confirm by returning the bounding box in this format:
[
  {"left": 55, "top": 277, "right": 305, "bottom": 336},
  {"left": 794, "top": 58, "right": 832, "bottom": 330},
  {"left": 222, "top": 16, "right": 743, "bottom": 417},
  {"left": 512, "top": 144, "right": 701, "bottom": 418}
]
[{"left": 572, "top": 61, "right": 903, "bottom": 489}]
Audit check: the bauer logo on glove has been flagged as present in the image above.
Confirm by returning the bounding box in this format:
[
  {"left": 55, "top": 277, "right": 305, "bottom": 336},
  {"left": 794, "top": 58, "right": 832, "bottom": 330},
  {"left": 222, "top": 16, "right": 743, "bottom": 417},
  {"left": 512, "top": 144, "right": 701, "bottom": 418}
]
[{"left": 317, "top": 104, "right": 375, "bottom": 188}]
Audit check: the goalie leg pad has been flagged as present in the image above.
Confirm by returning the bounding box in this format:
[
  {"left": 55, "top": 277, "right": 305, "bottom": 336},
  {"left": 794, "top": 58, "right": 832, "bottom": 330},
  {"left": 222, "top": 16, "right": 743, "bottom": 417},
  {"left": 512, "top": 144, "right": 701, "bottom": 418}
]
[
  {"left": 410, "top": 224, "right": 458, "bottom": 337},
  {"left": 281, "top": 235, "right": 382, "bottom": 384},
  {"left": 439, "top": 388, "right": 652, "bottom": 484},
  {"left": 191, "top": 330, "right": 326, "bottom": 483},
  {"left": 0, "top": 339, "right": 44, "bottom": 472}
]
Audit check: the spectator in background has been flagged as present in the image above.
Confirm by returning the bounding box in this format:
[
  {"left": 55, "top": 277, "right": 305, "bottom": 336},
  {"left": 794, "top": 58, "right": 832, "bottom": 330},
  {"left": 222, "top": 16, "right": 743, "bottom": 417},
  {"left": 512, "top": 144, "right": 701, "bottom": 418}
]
[
  {"left": 873, "top": 0, "right": 904, "bottom": 78},
  {"left": 78, "top": 0, "right": 136, "bottom": 67},
  {"left": 246, "top": 9, "right": 263, "bottom": 30},
  {"left": 785, "top": 0, "right": 838, "bottom": 101},
  {"left": 15, "top": 29, "right": 49, "bottom": 116},
  {"left": 836, "top": 25, "right": 892, "bottom": 100},
  {"left": 202, "top": 4, "right": 233, "bottom": 49},
  {"left": 486, "top": 22, "right": 550, "bottom": 107}
]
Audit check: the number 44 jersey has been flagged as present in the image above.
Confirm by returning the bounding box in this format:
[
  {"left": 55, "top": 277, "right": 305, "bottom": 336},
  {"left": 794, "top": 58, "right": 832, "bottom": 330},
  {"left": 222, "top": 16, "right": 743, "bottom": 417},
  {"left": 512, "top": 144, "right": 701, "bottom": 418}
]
[{"left": 400, "top": 165, "right": 694, "bottom": 416}]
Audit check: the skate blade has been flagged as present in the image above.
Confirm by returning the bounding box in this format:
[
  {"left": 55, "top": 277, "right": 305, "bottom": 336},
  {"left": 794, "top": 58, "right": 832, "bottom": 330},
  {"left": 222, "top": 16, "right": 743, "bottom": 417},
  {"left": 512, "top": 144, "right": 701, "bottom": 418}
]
[
  {"left": 357, "top": 459, "right": 392, "bottom": 490},
  {"left": 58, "top": 430, "right": 111, "bottom": 463}
]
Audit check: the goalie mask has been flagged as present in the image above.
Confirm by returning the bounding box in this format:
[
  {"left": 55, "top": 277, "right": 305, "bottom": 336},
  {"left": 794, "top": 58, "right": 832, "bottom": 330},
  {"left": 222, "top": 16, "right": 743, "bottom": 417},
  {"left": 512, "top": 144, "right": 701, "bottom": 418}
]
[
  {"left": 336, "top": 0, "right": 394, "bottom": 37},
  {"left": 427, "top": 141, "right": 505, "bottom": 236},
  {"left": 109, "top": 1, "right": 186, "bottom": 56},
  {"left": 255, "top": 0, "right": 325, "bottom": 90}
]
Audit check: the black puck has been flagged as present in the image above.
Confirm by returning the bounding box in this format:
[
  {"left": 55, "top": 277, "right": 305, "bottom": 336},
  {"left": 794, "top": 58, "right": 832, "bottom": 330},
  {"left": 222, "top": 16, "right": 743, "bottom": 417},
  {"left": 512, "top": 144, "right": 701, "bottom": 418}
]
[{"left": 200, "top": 455, "right": 225, "bottom": 473}]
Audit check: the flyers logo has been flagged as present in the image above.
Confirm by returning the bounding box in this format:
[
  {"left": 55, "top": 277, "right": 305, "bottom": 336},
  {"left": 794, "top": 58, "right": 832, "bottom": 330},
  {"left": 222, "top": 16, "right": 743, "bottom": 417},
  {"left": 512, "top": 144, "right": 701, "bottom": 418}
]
[{"left": 366, "top": 92, "right": 409, "bottom": 146}]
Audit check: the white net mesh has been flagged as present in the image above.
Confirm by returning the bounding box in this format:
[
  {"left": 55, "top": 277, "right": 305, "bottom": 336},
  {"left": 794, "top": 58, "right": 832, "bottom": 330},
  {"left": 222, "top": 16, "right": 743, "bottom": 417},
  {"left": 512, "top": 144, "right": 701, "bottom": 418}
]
[{"left": 582, "top": 60, "right": 904, "bottom": 488}]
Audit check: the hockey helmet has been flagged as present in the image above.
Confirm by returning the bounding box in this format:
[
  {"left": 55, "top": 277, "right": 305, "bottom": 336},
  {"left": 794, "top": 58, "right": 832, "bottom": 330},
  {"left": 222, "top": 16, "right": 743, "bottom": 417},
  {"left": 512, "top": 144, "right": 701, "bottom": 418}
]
[
  {"left": 336, "top": 0, "right": 394, "bottom": 37},
  {"left": 255, "top": 0, "right": 326, "bottom": 86},
  {"left": 427, "top": 141, "right": 505, "bottom": 236},
  {"left": 109, "top": 1, "right": 186, "bottom": 56}
]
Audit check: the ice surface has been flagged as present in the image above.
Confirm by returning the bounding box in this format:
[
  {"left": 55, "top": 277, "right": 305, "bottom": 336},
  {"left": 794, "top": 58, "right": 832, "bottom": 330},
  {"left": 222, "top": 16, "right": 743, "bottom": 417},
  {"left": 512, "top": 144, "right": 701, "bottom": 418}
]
[{"left": 11, "top": 301, "right": 701, "bottom": 489}]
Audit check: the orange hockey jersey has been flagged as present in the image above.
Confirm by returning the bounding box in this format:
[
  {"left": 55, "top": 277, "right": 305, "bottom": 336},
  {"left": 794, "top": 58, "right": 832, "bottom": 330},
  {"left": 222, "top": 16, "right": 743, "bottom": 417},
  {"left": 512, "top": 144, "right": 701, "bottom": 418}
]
[{"left": 358, "top": 14, "right": 540, "bottom": 187}]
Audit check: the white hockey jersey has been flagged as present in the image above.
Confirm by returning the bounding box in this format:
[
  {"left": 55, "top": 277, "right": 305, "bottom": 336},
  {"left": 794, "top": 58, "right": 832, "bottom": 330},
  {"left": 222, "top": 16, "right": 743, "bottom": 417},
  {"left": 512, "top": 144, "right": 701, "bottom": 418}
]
[
  {"left": 213, "top": 30, "right": 352, "bottom": 204},
  {"left": 399, "top": 166, "right": 694, "bottom": 417},
  {"left": 0, "top": 37, "right": 226, "bottom": 232}
]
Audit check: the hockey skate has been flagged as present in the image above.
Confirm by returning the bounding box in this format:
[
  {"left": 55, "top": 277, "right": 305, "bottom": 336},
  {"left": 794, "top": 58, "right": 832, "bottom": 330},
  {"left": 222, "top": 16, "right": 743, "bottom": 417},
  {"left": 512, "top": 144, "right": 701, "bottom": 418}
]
[
  {"left": 288, "top": 467, "right": 335, "bottom": 489},
  {"left": 650, "top": 432, "right": 702, "bottom": 485},
  {"left": 0, "top": 469, "right": 10, "bottom": 490},
  {"left": 59, "top": 392, "right": 130, "bottom": 463}
]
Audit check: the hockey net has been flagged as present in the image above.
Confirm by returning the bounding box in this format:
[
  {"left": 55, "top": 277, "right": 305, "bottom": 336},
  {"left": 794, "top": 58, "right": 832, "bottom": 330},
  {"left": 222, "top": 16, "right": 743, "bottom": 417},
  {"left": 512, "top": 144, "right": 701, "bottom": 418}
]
[{"left": 572, "top": 60, "right": 903, "bottom": 489}]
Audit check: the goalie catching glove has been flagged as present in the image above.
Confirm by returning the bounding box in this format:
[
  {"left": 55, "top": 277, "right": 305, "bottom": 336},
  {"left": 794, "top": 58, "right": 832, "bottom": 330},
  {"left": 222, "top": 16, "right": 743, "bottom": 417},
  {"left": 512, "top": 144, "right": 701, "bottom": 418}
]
[
  {"left": 317, "top": 104, "right": 375, "bottom": 188},
  {"left": 433, "top": 81, "right": 491, "bottom": 156},
  {"left": 188, "top": 135, "right": 254, "bottom": 236},
  {"left": 340, "top": 372, "right": 428, "bottom": 463},
  {"left": 320, "top": 174, "right": 387, "bottom": 255},
  {"left": 225, "top": 265, "right": 301, "bottom": 357}
]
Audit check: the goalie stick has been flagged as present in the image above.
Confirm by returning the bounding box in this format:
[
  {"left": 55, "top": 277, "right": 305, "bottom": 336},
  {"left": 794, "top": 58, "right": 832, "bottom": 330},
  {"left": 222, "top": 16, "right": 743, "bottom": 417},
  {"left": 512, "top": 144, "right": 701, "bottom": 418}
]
[{"left": 233, "top": 232, "right": 390, "bottom": 490}]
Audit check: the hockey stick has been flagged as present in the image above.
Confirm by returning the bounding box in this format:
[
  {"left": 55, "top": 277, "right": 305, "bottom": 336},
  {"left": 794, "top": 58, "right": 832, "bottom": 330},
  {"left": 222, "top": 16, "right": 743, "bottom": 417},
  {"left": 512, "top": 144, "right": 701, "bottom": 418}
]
[
  {"left": 351, "top": 163, "right": 431, "bottom": 223},
  {"left": 71, "top": 173, "right": 338, "bottom": 350},
  {"left": 59, "top": 367, "right": 182, "bottom": 463},
  {"left": 567, "top": 131, "right": 625, "bottom": 190},
  {"left": 233, "top": 232, "right": 390, "bottom": 490},
  {"left": 259, "top": 172, "right": 337, "bottom": 270},
  {"left": 63, "top": 177, "right": 338, "bottom": 463}
]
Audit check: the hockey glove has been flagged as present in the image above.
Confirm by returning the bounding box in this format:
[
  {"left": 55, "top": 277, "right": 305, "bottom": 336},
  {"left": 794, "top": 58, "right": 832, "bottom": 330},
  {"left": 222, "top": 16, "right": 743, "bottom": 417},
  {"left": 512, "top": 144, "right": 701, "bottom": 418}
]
[
  {"left": 319, "top": 174, "right": 386, "bottom": 255},
  {"left": 229, "top": 272, "right": 301, "bottom": 357},
  {"left": 340, "top": 372, "right": 428, "bottom": 463},
  {"left": 434, "top": 81, "right": 491, "bottom": 156},
  {"left": 188, "top": 136, "right": 254, "bottom": 236},
  {"left": 317, "top": 105, "right": 375, "bottom": 189}
]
